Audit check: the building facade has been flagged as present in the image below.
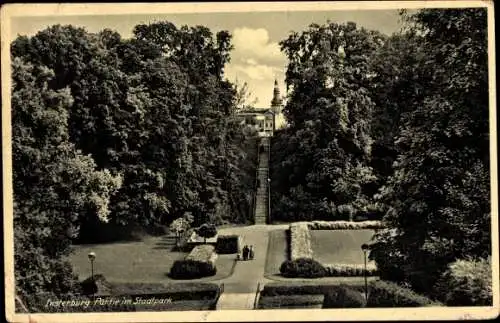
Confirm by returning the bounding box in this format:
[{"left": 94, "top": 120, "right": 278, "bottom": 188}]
[{"left": 237, "top": 80, "right": 285, "bottom": 137}]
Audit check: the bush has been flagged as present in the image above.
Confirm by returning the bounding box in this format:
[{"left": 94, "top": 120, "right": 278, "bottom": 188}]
[
  {"left": 323, "top": 285, "right": 367, "bottom": 308},
  {"left": 280, "top": 258, "right": 326, "bottom": 278},
  {"left": 323, "top": 263, "right": 378, "bottom": 277},
  {"left": 290, "top": 222, "right": 313, "bottom": 260},
  {"left": 169, "top": 260, "right": 217, "bottom": 279},
  {"left": 215, "top": 235, "right": 241, "bottom": 254},
  {"left": 433, "top": 258, "right": 492, "bottom": 306},
  {"left": 79, "top": 274, "right": 112, "bottom": 296},
  {"left": 367, "top": 280, "right": 440, "bottom": 307},
  {"left": 306, "top": 220, "right": 385, "bottom": 230}
]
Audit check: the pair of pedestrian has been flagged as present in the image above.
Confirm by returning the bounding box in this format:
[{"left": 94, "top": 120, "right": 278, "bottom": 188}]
[{"left": 241, "top": 245, "right": 255, "bottom": 260}]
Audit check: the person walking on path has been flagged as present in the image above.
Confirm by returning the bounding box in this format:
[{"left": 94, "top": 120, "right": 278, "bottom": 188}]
[
  {"left": 249, "top": 246, "right": 254, "bottom": 260},
  {"left": 242, "top": 245, "right": 249, "bottom": 261}
]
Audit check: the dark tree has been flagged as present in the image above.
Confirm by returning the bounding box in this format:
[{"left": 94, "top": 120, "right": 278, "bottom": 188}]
[{"left": 196, "top": 223, "right": 218, "bottom": 244}]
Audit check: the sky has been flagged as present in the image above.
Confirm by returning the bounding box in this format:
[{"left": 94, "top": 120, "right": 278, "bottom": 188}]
[{"left": 10, "top": 9, "right": 404, "bottom": 107}]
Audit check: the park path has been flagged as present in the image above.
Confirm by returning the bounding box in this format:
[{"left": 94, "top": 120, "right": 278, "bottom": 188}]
[
  {"left": 216, "top": 137, "right": 278, "bottom": 309},
  {"left": 215, "top": 224, "right": 287, "bottom": 310}
]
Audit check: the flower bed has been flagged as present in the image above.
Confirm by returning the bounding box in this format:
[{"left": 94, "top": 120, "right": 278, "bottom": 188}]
[
  {"left": 306, "top": 220, "right": 385, "bottom": 230},
  {"left": 186, "top": 244, "right": 218, "bottom": 263},
  {"left": 290, "top": 223, "right": 313, "bottom": 260},
  {"left": 323, "top": 263, "right": 378, "bottom": 277},
  {"left": 169, "top": 245, "right": 217, "bottom": 279}
]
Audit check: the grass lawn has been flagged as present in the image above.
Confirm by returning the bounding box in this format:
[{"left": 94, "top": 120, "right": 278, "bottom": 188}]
[
  {"left": 309, "top": 229, "right": 376, "bottom": 265},
  {"left": 70, "top": 234, "right": 236, "bottom": 283},
  {"left": 264, "top": 229, "right": 288, "bottom": 277}
]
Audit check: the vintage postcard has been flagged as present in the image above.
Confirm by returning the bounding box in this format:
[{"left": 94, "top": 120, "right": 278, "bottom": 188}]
[{"left": 2, "top": 1, "right": 498, "bottom": 322}]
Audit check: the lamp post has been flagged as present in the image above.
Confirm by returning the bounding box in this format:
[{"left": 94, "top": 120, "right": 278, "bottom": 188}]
[
  {"left": 88, "top": 252, "right": 96, "bottom": 300},
  {"left": 361, "top": 244, "right": 369, "bottom": 302},
  {"left": 267, "top": 177, "right": 271, "bottom": 224}
]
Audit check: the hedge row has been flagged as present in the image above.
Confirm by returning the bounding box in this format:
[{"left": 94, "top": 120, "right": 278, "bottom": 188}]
[
  {"left": 290, "top": 223, "right": 313, "bottom": 260},
  {"left": 323, "top": 263, "right": 378, "bottom": 277},
  {"left": 260, "top": 283, "right": 366, "bottom": 297},
  {"left": 169, "top": 245, "right": 217, "bottom": 279},
  {"left": 280, "top": 259, "right": 379, "bottom": 278},
  {"left": 306, "top": 220, "right": 385, "bottom": 230}
]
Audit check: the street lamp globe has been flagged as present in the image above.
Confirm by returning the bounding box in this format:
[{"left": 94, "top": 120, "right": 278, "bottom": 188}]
[
  {"left": 88, "top": 251, "right": 96, "bottom": 261},
  {"left": 361, "top": 244, "right": 369, "bottom": 252}
]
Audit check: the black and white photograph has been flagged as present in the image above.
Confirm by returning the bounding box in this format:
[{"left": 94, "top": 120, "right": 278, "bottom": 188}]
[{"left": 1, "top": 1, "right": 498, "bottom": 322}]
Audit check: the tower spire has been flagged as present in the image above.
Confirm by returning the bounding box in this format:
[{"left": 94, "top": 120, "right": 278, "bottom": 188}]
[
  {"left": 271, "top": 79, "right": 282, "bottom": 108},
  {"left": 270, "top": 79, "right": 283, "bottom": 133}
]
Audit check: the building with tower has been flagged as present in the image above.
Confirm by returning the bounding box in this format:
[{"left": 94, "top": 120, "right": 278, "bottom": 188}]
[{"left": 236, "top": 79, "right": 286, "bottom": 137}]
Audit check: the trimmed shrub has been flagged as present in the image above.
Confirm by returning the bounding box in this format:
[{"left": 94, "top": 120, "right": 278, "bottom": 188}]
[
  {"left": 323, "top": 285, "right": 367, "bottom": 308},
  {"left": 306, "top": 220, "right": 385, "bottom": 230},
  {"left": 433, "top": 258, "right": 492, "bottom": 306},
  {"left": 261, "top": 284, "right": 366, "bottom": 297},
  {"left": 169, "top": 245, "right": 217, "bottom": 279},
  {"left": 280, "top": 258, "right": 326, "bottom": 278},
  {"left": 290, "top": 222, "right": 313, "bottom": 260},
  {"left": 367, "top": 280, "right": 440, "bottom": 307},
  {"left": 169, "top": 260, "right": 217, "bottom": 279},
  {"left": 258, "top": 295, "right": 324, "bottom": 309},
  {"left": 215, "top": 235, "right": 241, "bottom": 254},
  {"left": 323, "top": 263, "right": 378, "bottom": 277}
]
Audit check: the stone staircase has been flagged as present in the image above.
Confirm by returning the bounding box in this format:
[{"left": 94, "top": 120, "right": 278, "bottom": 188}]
[{"left": 254, "top": 138, "right": 270, "bottom": 224}]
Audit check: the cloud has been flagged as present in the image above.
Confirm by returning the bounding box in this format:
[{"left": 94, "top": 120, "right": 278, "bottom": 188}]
[
  {"left": 227, "top": 63, "right": 276, "bottom": 81},
  {"left": 232, "top": 27, "right": 284, "bottom": 64}
]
